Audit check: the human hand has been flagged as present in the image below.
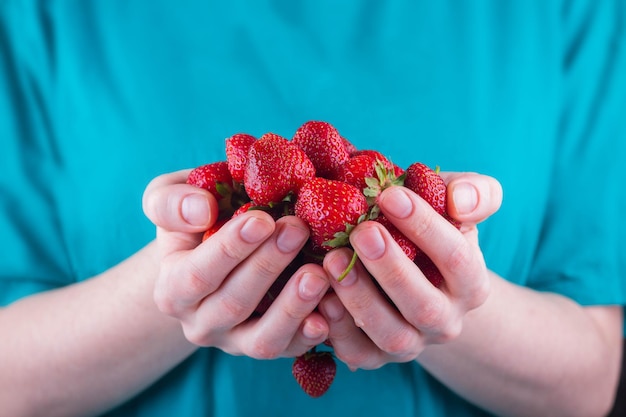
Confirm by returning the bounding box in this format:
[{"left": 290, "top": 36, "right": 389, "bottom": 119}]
[
  {"left": 142, "top": 169, "right": 330, "bottom": 358},
  {"left": 318, "top": 172, "right": 502, "bottom": 369}
]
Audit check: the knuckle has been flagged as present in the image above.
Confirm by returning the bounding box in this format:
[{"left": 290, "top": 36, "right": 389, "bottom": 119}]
[
  {"left": 377, "top": 263, "right": 412, "bottom": 290},
  {"left": 216, "top": 238, "right": 249, "bottom": 264},
  {"left": 410, "top": 209, "right": 438, "bottom": 241},
  {"left": 339, "top": 349, "right": 374, "bottom": 370},
  {"left": 182, "top": 325, "right": 212, "bottom": 347},
  {"left": 217, "top": 293, "right": 253, "bottom": 321},
  {"left": 428, "top": 321, "right": 463, "bottom": 344},
  {"left": 252, "top": 255, "right": 282, "bottom": 279},
  {"left": 378, "top": 329, "right": 418, "bottom": 359},
  {"left": 445, "top": 241, "right": 475, "bottom": 276},
  {"left": 153, "top": 286, "right": 177, "bottom": 317},
  {"left": 412, "top": 293, "right": 447, "bottom": 331},
  {"left": 246, "top": 338, "right": 282, "bottom": 360}
]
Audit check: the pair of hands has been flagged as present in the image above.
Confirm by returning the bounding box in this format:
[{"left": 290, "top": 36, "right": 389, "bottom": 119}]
[{"left": 143, "top": 169, "right": 502, "bottom": 370}]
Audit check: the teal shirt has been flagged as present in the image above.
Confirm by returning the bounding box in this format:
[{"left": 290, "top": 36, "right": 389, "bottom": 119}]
[{"left": 2, "top": 1, "right": 625, "bottom": 416}]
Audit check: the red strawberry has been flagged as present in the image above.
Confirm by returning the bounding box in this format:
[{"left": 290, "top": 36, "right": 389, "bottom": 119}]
[
  {"left": 202, "top": 218, "right": 229, "bottom": 242},
  {"left": 373, "top": 214, "right": 418, "bottom": 261},
  {"left": 335, "top": 153, "right": 379, "bottom": 190},
  {"left": 187, "top": 161, "right": 233, "bottom": 201},
  {"left": 225, "top": 133, "right": 257, "bottom": 182},
  {"left": 244, "top": 133, "right": 315, "bottom": 205},
  {"left": 341, "top": 136, "right": 358, "bottom": 154},
  {"left": 292, "top": 349, "right": 337, "bottom": 398},
  {"left": 292, "top": 121, "right": 350, "bottom": 179},
  {"left": 414, "top": 249, "right": 444, "bottom": 288},
  {"left": 295, "top": 177, "right": 368, "bottom": 251},
  {"left": 403, "top": 163, "right": 447, "bottom": 215},
  {"left": 350, "top": 149, "right": 393, "bottom": 170}
]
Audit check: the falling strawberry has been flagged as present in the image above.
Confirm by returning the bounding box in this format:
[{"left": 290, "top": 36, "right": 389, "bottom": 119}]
[
  {"left": 294, "top": 177, "right": 368, "bottom": 251},
  {"left": 292, "top": 348, "right": 337, "bottom": 398},
  {"left": 225, "top": 133, "right": 257, "bottom": 182},
  {"left": 244, "top": 133, "right": 315, "bottom": 205},
  {"left": 292, "top": 120, "right": 350, "bottom": 179}
]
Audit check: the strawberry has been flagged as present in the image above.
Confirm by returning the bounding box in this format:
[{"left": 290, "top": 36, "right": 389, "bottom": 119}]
[
  {"left": 335, "top": 153, "right": 379, "bottom": 190},
  {"left": 201, "top": 218, "right": 229, "bottom": 242},
  {"left": 225, "top": 133, "right": 257, "bottom": 182},
  {"left": 342, "top": 136, "right": 358, "bottom": 154},
  {"left": 373, "top": 214, "right": 418, "bottom": 261},
  {"left": 294, "top": 177, "right": 368, "bottom": 251},
  {"left": 187, "top": 161, "right": 233, "bottom": 201},
  {"left": 403, "top": 162, "right": 447, "bottom": 216},
  {"left": 414, "top": 249, "right": 444, "bottom": 288},
  {"left": 244, "top": 133, "right": 315, "bottom": 205},
  {"left": 350, "top": 149, "right": 393, "bottom": 170},
  {"left": 362, "top": 160, "right": 406, "bottom": 212},
  {"left": 292, "top": 121, "right": 350, "bottom": 179},
  {"left": 292, "top": 348, "right": 337, "bottom": 398}
]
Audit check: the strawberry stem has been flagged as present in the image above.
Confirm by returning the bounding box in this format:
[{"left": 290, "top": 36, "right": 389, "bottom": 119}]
[{"left": 336, "top": 251, "right": 359, "bottom": 282}]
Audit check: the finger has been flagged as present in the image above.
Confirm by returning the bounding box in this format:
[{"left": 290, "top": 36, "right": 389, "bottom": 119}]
[
  {"left": 143, "top": 169, "right": 218, "bottom": 234},
  {"left": 376, "top": 187, "right": 489, "bottom": 312},
  {"left": 180, "top": 216, "right": 311, "bottom": 345},
  {"left": 318, "top": 292, "right": 386, "bottom": 370},
  {"left": 323, "top": 247, "right": 422, "bottom": 363},
  {"left": 439, "top": 172, "right": 503, "bottom": 224},
  {"left": 154, "top": 211, "right": 276, "bottom": 318},
  {"left": 345, "top": 220, "right": 461, "bottom": 342},
  {"left": 232, "top": 264, "right": 331, "bottom": 358}
]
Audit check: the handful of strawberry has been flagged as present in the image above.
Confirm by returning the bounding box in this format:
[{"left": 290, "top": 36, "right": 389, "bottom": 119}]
[{"left": 186, "top": 120, "right": 459, "bottom": 396}]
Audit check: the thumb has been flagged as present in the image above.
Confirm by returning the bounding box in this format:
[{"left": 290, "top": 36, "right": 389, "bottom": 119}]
[
  {"left": 142, "top": 170, "right": 219, "bottom": 250},
  {"left": 441, "top": 172, "right": 503, "bottom": 224}
]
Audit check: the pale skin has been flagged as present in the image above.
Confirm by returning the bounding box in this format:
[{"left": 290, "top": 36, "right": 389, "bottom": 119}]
[{"left": 0, "top": 170, "right": 621, "bottom": 417}]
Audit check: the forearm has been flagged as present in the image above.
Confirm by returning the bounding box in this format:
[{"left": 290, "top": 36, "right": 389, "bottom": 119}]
[
  {"left": 0, "top": 241, "right": 197, "bottom": 417},
  {"left": 418, "top": 272, "right": 623, "bottom": 417}
]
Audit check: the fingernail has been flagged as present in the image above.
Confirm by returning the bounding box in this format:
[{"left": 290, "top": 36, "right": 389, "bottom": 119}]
[
  {"left": 276, "top": 223, "right": 309, "bottom": 254},
  {"left": 326, "top": 251, "right": 358, "bottom": 286},
  {"left": 240, "top": 216, "right": 274, "bottom": 243},
  {"left": 299, "top": 272, "right": 328, "bottom": 301},
  {"left": 380, "top": 187, "right": 413, "bottom": 219},
  {"left": 181, "top": 194, "right": 210, "bottom": 226},
  {"left": 452, "top": 182, "right": 478, "bottom": 215},
  {"left": 352, "top": 226, "right": 386, "bottom": 260},
  {"left": 321, "top": 296, "right": 345, "bottom": 322}
]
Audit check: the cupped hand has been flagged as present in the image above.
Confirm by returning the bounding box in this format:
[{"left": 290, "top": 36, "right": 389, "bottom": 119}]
[
  {"left": 142, "top": 170, "right": 330, "bottom": 358},
  {"left": 318, "top": 173, "right": 502, "bottom": 370}
]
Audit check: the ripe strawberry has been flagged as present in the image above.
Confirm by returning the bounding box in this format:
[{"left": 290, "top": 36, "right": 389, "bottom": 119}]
[
  {"left": 292, "top": 121, "right": 350, "bottom": 179},
  {"left": 403, "top": 162, "right": 447, "bottom": 216},
  {"left": 414, "top": 249, "right": 444, "bottom": 288},
  {"left": 187, "top": 161, "right": 233, "bottom": 201},
  {"left": 201, "top": 218, "right": 229, "bottom": 242},
  {"left": 295, "top": 177, "right": 368, "bottom": 251},
  {"left": 342, "top": 136, "right": 358, "bottom": 154},
  {"left": 292, "top": 349, "right": 337, "bottom": 398},
  {"left": 350, "top": 149, "right": 393, "bottom": 170},
  {"left": 244, "top": 133, "right": 315, "bottom": 205},
  {"left": 373, "top": 214, "right": 418, "bottom": 261},
  {"left": 334, "top": 154, "right": 378, "bottom": 190},
  {"left": 225, "top": 133, "right": 257, "bottom": 182}
]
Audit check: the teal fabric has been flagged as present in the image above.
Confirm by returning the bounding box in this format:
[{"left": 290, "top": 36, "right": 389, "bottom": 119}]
[{"left": 1, "top": 1, "right": 625, "bottom": 416}]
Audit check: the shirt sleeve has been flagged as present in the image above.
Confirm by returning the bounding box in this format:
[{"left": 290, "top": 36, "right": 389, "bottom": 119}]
[{"left": 527, "top": 0, "right": 626, "bottom": 306}]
